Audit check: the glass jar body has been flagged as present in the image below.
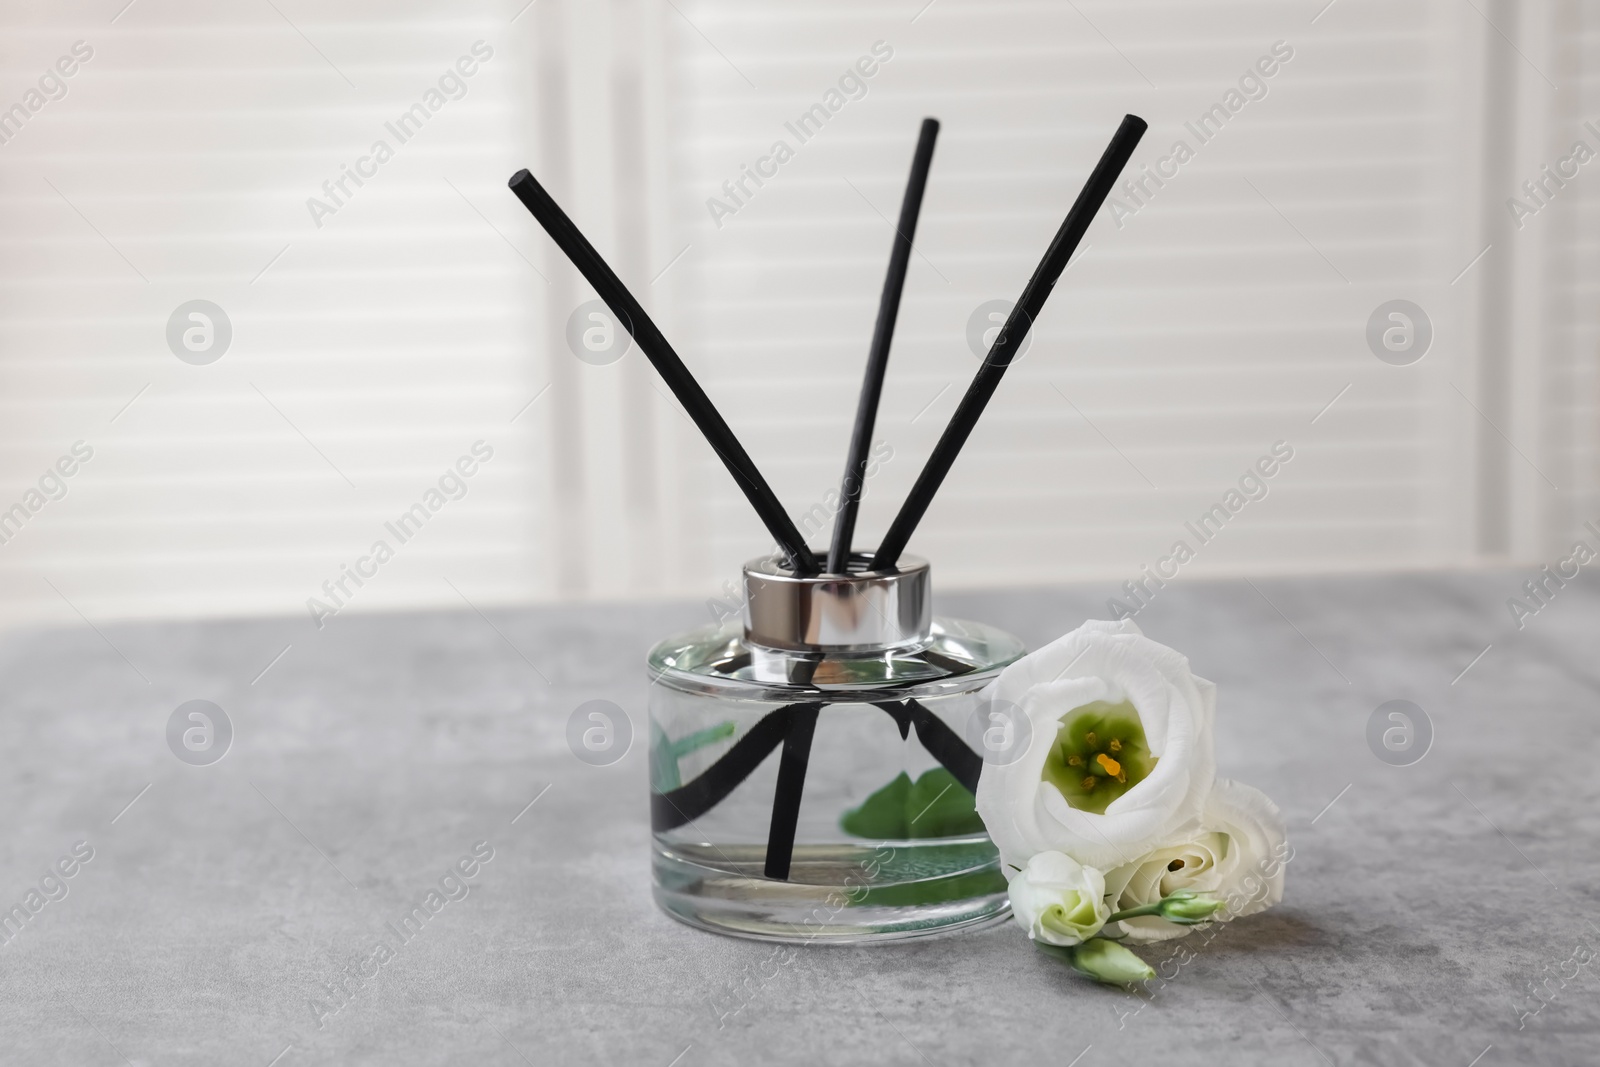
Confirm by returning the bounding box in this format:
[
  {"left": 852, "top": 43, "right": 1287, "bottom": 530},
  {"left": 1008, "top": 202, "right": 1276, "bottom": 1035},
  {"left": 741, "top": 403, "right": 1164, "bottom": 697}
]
[{"left": 648, "top": 616, "right": 1025, "bottom": 942}]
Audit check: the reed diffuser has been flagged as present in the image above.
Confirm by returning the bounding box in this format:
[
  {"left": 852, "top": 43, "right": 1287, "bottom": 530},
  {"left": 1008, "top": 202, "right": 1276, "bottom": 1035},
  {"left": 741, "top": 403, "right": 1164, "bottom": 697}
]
[{"left": 510, "top": 113, "right": 1147, "bottom": 941}]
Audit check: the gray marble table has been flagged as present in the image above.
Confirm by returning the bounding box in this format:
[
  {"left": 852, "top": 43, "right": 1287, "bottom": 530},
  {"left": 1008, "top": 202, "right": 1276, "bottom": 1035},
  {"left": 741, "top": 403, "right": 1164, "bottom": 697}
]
[{"left": 0, "top": 571, "right": 1595, "bottom": 1066}]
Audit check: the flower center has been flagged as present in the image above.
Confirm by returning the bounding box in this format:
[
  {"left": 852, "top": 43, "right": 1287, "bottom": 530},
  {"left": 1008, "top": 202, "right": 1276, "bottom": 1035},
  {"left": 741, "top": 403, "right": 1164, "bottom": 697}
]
[{"left": 1041, "top": 699, "right": 1155, "bottom": 815}]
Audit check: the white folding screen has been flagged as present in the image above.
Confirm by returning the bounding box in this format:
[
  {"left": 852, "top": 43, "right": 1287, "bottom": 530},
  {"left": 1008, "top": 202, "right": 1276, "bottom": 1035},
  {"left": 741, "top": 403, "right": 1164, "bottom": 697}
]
[
  {"left": 1546, "top": 3, "right": 1600, "bottom": 539},
  {"left": 669, "top": 0, "right": 1434, "bottom": 593},
  {"left": 1580, "top": 9, "right": 1600, "bottom": 523},
  {"left": 1465, "top": 0, "right": 1600, "bottom": 562},
  {"left": 0, "top": 0, "right": 549, "bottom": 629},
  {"left": 0, "top": 0, "right": 1594, "bottom": 629}
]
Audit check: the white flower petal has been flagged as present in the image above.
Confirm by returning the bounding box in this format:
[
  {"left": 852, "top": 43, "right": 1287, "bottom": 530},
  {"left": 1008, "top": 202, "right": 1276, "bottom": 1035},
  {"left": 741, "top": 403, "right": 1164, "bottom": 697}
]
[
  {"left": 1103, "top": 778, "right": 1289, "bottom": 943},
  {"left": 1007, "top": 850, "right": 1110, "bottom": 947},
  {"left": 975, "top": 620, "right": 1217, "bottom": 872},
  {"left": 1206, "top": 778, "right": 1288, "bottom": 917}
]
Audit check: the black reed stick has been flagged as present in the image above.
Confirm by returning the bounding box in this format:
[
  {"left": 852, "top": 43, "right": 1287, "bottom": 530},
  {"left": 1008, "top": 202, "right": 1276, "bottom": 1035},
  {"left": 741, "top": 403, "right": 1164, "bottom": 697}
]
[
  {"left": 508, "top": 169, "right": 819, "bottom": 574},
  {"left": 651, "top": 705, "right": 795, "bottom": 831},
  {"left": 763, "top": 704, "right": 820, "bottom": 880},
  {"left": 650, "top": 700, "right": 985, "bottom": 831},
  {"left": 874, "top": 700, "right": 982, "bottom": 794},
  {"left": 827, "top": 117, "right": 940, "bottom": 575},
  {"left": 870, "top": 114, "right": 1148, "bottom": 569}
]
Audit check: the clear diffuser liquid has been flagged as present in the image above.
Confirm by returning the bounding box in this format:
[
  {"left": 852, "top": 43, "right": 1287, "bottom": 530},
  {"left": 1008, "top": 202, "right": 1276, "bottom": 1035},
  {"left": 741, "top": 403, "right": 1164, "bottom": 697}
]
[{"left": 648, "top": 617, "right": 1025, "bottom": 942}]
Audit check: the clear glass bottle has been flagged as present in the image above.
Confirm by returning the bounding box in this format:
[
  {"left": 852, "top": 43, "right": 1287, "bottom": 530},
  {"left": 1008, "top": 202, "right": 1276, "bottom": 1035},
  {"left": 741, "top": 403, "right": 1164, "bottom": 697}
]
[{"left": 647, "top": 553, "right": 1026, "bottom": 942}]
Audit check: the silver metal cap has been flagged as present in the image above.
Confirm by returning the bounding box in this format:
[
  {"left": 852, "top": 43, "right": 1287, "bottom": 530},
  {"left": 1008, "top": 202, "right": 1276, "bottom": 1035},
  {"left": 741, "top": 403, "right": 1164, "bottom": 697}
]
[{"left": 742, "top": 553, "right": 932, "bottom": 653}]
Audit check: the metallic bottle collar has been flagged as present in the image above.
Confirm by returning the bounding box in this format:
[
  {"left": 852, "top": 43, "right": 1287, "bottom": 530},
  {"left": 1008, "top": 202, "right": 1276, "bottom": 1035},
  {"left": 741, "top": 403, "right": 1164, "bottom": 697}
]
[{"left": 742, "top": 553, "right": 931, "bottom": 653}]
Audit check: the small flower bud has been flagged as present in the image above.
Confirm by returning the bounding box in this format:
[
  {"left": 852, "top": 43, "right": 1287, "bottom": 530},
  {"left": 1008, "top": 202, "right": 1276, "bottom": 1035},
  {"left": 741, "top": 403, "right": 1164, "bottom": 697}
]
[
  {"left": 1157, "top": 890, "right": 1225, "bottom": 924},
  {"left": 1067, "top": 938, "right": 1155, "bottom": 986}
]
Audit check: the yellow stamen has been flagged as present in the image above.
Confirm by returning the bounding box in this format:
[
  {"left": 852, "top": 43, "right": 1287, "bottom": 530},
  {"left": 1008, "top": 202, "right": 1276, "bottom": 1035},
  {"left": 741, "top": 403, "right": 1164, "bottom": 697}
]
[
  {"left": 1109, "top": 738, "right": 1122, "bottom": 753},
  {"left": 1096, "top": 753, "right": 1122, "bottom": 777},
  {"left": 1081, "top": 777, "right": 1097, "bottom": 790},
  {"left": 1084, "top": 732, "right": 1097, "bottom": 745},
  {"left": 1066, "top": 755, "right": 1083, "bottom": 767}
]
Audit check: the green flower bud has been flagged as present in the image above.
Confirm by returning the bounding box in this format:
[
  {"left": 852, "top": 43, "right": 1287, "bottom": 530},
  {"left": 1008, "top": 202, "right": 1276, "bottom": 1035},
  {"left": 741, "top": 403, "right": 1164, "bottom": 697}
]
[
  {"left": 1066, "top": 938, "right": 1155, "bottom": 986},
  {"left": 1157, "top": 890, "right": 1225, "bottom": 925}
]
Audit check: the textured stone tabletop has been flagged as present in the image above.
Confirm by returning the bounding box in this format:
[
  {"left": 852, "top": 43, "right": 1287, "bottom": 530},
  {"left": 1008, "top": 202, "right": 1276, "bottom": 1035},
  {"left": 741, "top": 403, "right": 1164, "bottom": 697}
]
[{"left": 0, "top": 570, "right": 1595, "bottom": 1066}]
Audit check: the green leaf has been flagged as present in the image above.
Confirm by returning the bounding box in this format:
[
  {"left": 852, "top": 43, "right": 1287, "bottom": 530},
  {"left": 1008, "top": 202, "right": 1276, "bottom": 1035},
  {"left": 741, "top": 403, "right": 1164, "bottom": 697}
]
[
  {"left": 649, "top": 721, "right": 680, "bottom": 791},
  {"left": 833, "top": 841, "right": 1005, "bottom": 908},
  {"left": 839, "top": 771, "right": 911, "bottom": 838},
  {"left": 651, "top": 720, "right": 736, "bottom": 791},
  {"left": 840, "top": 767, "right": 985, "bottom": 839},
  {"left": 671, "top": 721, "right": 737, "bottom": 760},
  {"left": 848, "top": 865, "right": 1007, "bottom": 908},
  {"left": 909, "top": 768, "right": 986, "bottom": 837}
]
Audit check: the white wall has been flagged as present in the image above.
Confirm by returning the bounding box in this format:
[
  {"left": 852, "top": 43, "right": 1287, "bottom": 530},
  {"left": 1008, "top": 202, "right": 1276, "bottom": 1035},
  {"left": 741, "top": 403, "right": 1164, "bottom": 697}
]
[{"left": 0, "top": 0, "right": 1594, "bottom": 630}]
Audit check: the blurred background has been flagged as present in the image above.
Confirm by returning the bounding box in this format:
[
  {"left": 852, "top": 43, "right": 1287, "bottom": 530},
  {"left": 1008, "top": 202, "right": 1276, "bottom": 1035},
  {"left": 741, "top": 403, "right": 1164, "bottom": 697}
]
[{"left": 0, "top": 0, "right": 1594, "bottom": 629}]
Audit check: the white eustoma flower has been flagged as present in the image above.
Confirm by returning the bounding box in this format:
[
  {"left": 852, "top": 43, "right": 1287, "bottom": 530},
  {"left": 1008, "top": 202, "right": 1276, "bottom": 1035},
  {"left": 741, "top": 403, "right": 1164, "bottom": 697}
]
[
  {"left": 1103, "top": 778, "right": 1289, "bottom": 943},
  {"left": 1007, "top": 850, "right": 1110, "bottom": 946},
  {"left": 975, "top": 618, "right": 1217, "bottom": 872}
]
